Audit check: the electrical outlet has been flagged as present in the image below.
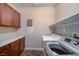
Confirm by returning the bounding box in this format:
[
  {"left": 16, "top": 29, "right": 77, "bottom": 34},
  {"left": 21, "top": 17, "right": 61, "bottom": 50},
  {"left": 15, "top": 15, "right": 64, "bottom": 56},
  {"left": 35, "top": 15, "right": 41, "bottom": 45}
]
[
  {"left": 72, "top": 33, "right": 79, "bottom": 39},
  {"left": 72, "top": 32, "right": 76, "bottom": 37}
]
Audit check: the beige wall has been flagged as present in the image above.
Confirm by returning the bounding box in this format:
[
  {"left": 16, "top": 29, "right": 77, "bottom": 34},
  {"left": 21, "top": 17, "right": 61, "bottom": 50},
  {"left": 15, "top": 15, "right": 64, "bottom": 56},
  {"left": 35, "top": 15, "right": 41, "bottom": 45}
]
[
  {"left": 20, "top": 6, "right": 55, "bottom": 49},
  {"left": 55, "top": 3, "right": 79, "bottom": 23}
]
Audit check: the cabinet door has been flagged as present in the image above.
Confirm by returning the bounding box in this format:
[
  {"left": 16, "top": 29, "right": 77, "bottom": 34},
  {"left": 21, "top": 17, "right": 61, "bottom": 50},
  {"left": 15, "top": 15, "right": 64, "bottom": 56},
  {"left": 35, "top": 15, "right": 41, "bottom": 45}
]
[
  {"left": 20, "top": 37, "right": 25, "bottom": 53},
  {"left": 10, "top": 40, "right": 20, "bottom": 56},
  {"left": 13, "top": 10, "right": 20, "bottom": 28},
  {"left": 0, "top": 44, "right": 10, "bottom": 56},
  {"left": 0, "top": 4, "right": 2, "bottom": 25},
  {"left": 1, "top": 4, "right": 13, "bottom": 26}
]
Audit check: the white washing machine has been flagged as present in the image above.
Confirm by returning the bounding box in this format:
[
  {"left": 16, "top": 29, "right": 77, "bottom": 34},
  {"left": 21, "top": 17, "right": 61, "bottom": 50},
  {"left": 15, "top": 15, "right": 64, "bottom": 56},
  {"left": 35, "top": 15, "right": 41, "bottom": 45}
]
[
  {"left": 42, "top": 34, "right": 79, "bottom": 56},
  {"left": 45, "top": 41, "right": 75, "bottom": 56},
  {"left": 42, "top": 34, "right": 65, "bottom": 55}
]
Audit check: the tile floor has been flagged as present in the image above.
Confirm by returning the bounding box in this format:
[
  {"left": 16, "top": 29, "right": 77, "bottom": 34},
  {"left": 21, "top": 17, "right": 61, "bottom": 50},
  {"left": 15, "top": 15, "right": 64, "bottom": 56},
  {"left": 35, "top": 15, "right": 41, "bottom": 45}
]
[{"left": 20, "top": 50, "right": 45, "bottom": 56}]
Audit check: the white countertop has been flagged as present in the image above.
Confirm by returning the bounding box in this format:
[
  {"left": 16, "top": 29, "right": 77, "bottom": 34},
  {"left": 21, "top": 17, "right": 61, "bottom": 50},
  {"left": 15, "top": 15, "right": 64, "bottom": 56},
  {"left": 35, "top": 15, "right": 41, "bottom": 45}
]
[
  {"left": 0, "top": 35, "right": 24, "bottom": 47},
  {"left": 42, "top": 34, "right": 65, "bottom": 41}
]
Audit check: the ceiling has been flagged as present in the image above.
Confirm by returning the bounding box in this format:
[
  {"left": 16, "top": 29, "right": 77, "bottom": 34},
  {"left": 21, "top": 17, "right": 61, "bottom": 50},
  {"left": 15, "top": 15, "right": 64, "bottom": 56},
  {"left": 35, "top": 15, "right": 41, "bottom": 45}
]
[{"left": 12, "top": 3, "right": 56, "bottom": 7}]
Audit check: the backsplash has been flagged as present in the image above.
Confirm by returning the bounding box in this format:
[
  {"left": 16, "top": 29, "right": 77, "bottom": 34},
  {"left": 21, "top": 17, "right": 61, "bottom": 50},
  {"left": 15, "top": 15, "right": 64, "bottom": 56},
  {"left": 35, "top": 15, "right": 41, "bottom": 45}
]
[
  {"left": 55, "top": 24, "right": 79, "bottom": 37},
  {"left": 0, "top": 27, "right": 17, "bottom": 34},
  {"left": 50, "top": 14, "right": 79, "bottom": 38}
]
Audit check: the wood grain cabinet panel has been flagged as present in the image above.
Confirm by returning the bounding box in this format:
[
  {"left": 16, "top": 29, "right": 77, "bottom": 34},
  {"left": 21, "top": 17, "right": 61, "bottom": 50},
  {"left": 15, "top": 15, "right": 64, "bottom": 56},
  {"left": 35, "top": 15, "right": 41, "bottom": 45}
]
[
  {"left": 0, "top": 49, "right": 9, "bottom": 56},
  {"left": 0, "top": 44, "right": 10, "bottom": 56},
  {"left": 10, "top": 40, "right": 20, "bottom": 56},
  {"left": 19, "top": 37, "right": 25, "bottom": 54},
  {"left": 1, "top": 4, "right": 13, "bottom": 26},
  {"left": 0, "top": 3, "right": 20, "bottom": 28},
  {"left": 0, "top": 4, "right": 2, "bottom": 25},
  {"left": 0, "top": 37, "right": 25, "bottom": 56},
  {"left": 13, "top": 10, "right": 20, "bottom": 28}
]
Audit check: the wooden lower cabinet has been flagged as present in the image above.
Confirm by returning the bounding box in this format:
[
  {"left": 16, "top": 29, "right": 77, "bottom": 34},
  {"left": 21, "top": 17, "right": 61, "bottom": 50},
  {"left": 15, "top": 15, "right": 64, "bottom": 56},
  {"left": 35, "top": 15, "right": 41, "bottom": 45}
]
[
  {"left": 9, "top": 39, "right": 20, "bottom": 56},
  {"left": 0, "top": 37, "right": 25, "bottom": 56},
  {"left": 19, "top": 37, "right": 25, "bottom": 54},
  {"left": 0, "top": 44, "right": 10, "bottom": 56}
]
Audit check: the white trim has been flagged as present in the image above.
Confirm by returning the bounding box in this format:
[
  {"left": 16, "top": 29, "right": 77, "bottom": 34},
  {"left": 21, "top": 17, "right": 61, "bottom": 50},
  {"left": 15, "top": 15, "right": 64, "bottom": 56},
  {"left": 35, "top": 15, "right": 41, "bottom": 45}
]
[{"left": 25, "top": 48, "right": 44, "bottom": 51}]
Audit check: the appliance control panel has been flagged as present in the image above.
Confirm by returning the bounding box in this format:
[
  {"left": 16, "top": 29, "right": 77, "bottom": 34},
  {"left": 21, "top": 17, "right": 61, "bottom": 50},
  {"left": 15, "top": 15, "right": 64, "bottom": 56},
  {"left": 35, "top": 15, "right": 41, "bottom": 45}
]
[
  {"left": 64, "top": 38, "right": 79, "bottom": 45},
  {"left": 64, "top": 38, "right": 72, "bottom": 43}
]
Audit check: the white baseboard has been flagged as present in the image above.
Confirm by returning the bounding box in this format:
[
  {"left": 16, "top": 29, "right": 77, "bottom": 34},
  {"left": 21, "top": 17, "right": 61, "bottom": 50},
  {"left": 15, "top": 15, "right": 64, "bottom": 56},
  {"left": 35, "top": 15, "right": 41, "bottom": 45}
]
[{"left": 25, "top": 48, "right": 44, "bottom": 51}]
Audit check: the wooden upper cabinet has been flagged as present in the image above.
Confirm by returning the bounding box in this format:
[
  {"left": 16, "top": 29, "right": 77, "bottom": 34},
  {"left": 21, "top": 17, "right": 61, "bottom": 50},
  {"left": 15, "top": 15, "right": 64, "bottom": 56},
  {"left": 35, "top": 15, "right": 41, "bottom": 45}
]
[
  {"left": 0, "top": 4, "right": 2, "bottom": 25},
  {"left": 13, "top": 10, "right": 20, "bottom": 28},
  {"left": 0, "top": 3, "right": 20, "bottom": 28},
  {"left": 1, "top": 4, "right": 13, "bottom": 26}
]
